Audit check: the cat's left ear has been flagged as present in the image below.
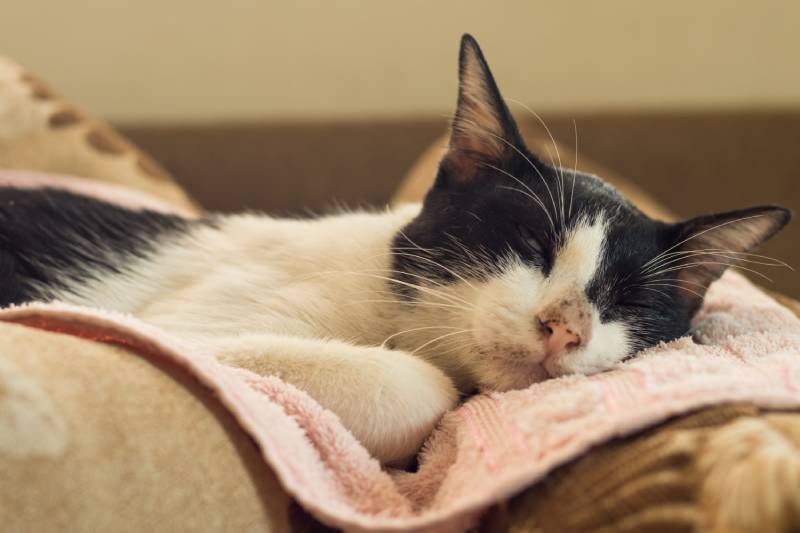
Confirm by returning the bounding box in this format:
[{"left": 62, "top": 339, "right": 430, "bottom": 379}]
[
  {"left": 666, "top": 205, "right": 791, "bottom": 309},
  {"left": 437, "top": 34, "right": 526, "bottom": 185}
]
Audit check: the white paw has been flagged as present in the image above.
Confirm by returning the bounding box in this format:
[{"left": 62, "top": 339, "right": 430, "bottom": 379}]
[{"left": 336, "top": 349, "right": 459, "bottom": 464}]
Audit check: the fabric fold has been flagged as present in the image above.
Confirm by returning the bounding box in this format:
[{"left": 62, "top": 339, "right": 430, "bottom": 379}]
[{"left": 3, "top": 270, "right": 800, "bottom": 532}]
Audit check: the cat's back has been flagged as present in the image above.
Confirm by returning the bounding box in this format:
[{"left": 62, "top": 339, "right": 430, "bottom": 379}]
[
  {"left": 0, "top": 186, "right": 191, "bottom": 307},
  {"left": 0, "top": 188, "right": 416, "bottom": 341}
]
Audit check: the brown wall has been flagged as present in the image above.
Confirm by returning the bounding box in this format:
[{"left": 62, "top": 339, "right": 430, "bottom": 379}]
[{"left": 121, "top": 111, "right": 800, "bottom": 297}]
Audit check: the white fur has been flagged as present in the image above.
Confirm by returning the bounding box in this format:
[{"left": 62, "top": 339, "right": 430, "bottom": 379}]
[
  {"left": 48, "top": 206, "right": 631, "bottom": 463},
  {"left": 392, "top": 216, "right": 630, "bottom": 391}
]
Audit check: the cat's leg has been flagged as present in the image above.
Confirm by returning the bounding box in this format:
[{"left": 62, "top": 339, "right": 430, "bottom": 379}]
[{"left": 205, "top": 334, "right": 459, "bottom": 464}]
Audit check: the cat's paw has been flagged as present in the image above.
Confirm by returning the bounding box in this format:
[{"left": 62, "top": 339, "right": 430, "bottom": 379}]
[{"left": 341, "top": 348, "right": 459, "bottom": 464}]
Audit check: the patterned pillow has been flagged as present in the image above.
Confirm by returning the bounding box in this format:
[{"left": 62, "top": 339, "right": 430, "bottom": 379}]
[{"left": 0, "top": 56, "right": 199, "bottom": 214}]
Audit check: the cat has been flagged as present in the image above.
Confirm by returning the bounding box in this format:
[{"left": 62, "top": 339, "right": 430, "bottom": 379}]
[{"left": 0, "top": 35, "right": 791, "bottom": 464}]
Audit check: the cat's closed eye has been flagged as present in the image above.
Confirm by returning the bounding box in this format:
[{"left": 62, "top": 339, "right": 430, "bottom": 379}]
[{"left": 517, "top": 224, "right": 544, "bottom": 256}]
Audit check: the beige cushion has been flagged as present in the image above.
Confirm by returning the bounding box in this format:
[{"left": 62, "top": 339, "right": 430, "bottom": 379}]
[
  {"left": 0, "top": 323, "right": 292, "bottom": 532},
  {"left": 0, "top": 56, "right": 199, "bottom": 214}
]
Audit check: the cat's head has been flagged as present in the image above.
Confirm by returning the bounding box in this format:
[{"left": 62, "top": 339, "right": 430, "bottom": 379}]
[{"left": 390, "top": 35, "right": 791, "bottom": 392}]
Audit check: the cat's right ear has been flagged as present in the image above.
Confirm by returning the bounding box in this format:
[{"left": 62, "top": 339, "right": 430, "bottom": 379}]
[
  {"left": 665, "top": 205, "right": 791, "bottom": 311},
  {"left": 436, "top": 34, "right": 526, "bottom": 187}
]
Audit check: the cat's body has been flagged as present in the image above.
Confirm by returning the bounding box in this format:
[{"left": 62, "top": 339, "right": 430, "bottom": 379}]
[
  {"left": 0, "top": 36, "right": 791, "bottom": 464},
  {"left": 0, "top": 188, "right": 460, "bottom": 462},
  {"left": 11, "top": 191, "right": 413, "bottom": 345}
]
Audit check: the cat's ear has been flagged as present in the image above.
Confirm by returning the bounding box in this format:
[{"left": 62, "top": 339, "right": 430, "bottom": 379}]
[
  {"left": 437, "top": 34, "right": 525, "bottom": 185},
  {"left": 665, "top": 206, "right": 791, "bottom": 309}
]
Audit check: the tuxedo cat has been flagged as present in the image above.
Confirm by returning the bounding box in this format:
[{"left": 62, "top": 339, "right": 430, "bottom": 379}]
[{"left": 0, "top": 35, "right": 790, "bottom": 464}]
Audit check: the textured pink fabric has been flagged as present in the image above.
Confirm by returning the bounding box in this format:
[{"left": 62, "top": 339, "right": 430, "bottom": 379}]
[{"left": 4, "top": 273, "right": 800, "bottom": 531}]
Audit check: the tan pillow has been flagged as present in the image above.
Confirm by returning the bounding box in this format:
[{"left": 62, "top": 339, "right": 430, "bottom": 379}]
[
  {"left": 0, "top": 322, "right": 294, "bottom": 532},
  {"left": 0, "top": 56, "right": 199, "bottom": 214}
]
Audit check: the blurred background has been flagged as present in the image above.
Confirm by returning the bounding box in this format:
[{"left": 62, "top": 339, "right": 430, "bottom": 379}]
[{"left": 3, "top": 0, "right": 799, "bottom": 295}]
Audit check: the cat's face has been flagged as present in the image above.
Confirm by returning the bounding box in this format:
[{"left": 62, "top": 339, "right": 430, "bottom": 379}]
[{"left": 390, "top": 35, "right": 791, "bottom": 392}]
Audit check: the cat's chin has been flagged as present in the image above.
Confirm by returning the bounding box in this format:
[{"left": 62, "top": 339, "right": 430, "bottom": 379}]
[{"left": 476, "top": 356, "right": 551, "bottom": 392}]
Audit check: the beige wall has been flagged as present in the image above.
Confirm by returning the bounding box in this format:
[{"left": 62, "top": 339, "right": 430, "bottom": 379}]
[{"left": 4, "top": 1, "right": 800, "bottom": 122}]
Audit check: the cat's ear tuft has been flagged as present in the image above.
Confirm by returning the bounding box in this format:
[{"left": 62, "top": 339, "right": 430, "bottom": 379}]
[
  {"left": 667, "top": 206, "right": 791, "bottom": 310},
  {"left": 438, "top": 34, "right": 525, "bottom": 185}
]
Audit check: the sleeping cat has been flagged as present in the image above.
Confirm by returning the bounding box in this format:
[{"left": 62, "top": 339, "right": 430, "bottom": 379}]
[{"left": 0, "top": 35, "right": 790, "bottom": 464}]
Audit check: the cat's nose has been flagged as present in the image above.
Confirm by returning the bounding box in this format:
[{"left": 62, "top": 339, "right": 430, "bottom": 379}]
[{"left": 538, "top": 318, "right": 581, "bottom": 357}]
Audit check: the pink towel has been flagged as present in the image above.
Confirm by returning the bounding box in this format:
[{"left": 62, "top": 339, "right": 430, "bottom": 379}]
[
  {"left": 5, "top": 273, "right": 800, "bottom": 531},
  {"left": 3, "top": 172, "right": 800, "bottom": 531}
]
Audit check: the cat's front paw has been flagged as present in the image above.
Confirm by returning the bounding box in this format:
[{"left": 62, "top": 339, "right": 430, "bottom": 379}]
[{"left": 345, "top": 349, "right": 459, "bottom": 465}]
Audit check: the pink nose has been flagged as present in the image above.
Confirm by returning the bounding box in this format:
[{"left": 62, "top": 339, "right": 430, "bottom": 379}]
[{"left": 539, "top": 319, "right": 581, "bottom": 357}]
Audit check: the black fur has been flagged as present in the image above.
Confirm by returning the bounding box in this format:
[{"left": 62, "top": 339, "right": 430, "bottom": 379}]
[{"left": 0, "top": 187, "right": 191, "bottom": 307}]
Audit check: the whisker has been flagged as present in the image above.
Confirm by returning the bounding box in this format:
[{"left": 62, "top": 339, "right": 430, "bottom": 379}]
[
  {"left": 410, "top": 329, "right": 474, "bottom": 355},
  {"left": 326, "top": 242, "right": 486, "bottom": 297},
  {"left": 368, "top": 271, "right": 477, "bottom": 308},
  {"left": 639, "top": 281, "right": 706, "bottom": 300},
  {"left": 390, "top": 245, "right": 493, "bottom": 280},
  {"left": 395, "top": 230, "right": 485, "bottom": 291},
  {"left": 431, "top": 339, "right": 476, "bottom": 359},
  {"left": 641, "top": 250, "right": 790, "bottom": 275},
  {"left": 569, "top": 118, "right": 578, "bottom": 219},
  {"left": 326, "top": 263, "right": 459, "bottom": 296},
  {"left": 507, "top": 98, "right": 566, "bottom": 225},
  {"left": 494, "top": 182, "right": 556, "bottom": 233},
  {"left": 640, "top": 214, "right": 769, "bottom": 271},
  {"left": 642, "top": 248, "right": 792, "bottom": 274},
  {"left": 380, "top": 325, "right": 467, "bottom": 349},
  {"left": 641, "top": 277, "right": 710, "bottom": 289},
  {"left": 453, "top": 115, "right": 559, "bottom": 220},
  {"left": 309, "top": 270, "right": 476, "bottom": 308},
  {"left": 345, "top": 299, "right": 470, "bottom": 313},
  {"left": 466, "top": 210, "right": 483, "bottom": 222},
  {"left": 643, "top": 261, "right": 773, "bottom": 283},
  {"left": 638, "top": 286, "right": 672, "bottom": 299},
  {"left": 442, "top": 232, "right": 485, "bottom": 264},
  {"left": 392, "top": 247, "right": 479, "bottom": 292}
]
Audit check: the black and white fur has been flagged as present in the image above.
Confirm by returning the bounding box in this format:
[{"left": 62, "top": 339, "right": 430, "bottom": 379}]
[{"left": 0, "top": 35, "right": 790, "bottom": 463}]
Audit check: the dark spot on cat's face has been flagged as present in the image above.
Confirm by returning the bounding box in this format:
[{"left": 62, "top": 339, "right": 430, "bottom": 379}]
[{"left": 388, "top": 34, "right": 791, "bottom": 391}]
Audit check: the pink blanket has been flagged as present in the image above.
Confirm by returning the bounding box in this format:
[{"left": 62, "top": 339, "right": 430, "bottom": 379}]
[
  {"left": 5, "top": 266, "right": 800, "bottom": 532},
  {"left": 2, "top": 172, "right": 800, "bottom": 531}
]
